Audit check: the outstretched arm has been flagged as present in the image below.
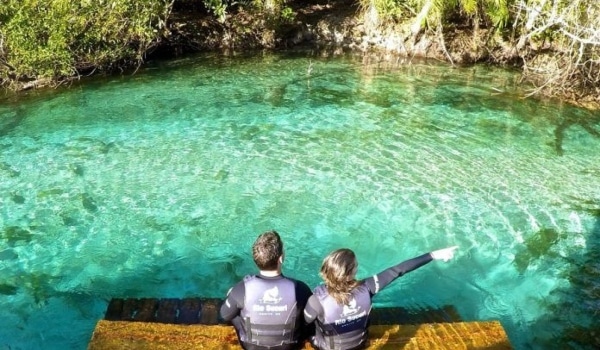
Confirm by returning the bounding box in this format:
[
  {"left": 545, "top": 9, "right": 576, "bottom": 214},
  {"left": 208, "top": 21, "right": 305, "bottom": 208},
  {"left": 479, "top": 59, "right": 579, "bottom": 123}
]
[
  {"left": 365, "top": 253, "right": 432, "bottom": 294},
  {"left": 365, "top": 246, "right": 458, "bottom": 295}
]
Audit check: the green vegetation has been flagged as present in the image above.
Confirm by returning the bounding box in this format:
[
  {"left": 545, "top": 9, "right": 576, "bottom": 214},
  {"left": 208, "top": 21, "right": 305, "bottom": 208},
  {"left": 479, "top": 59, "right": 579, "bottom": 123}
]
[
  {"left": 514, "top": 227, "right": 561, "bottom": 273},
  {"left": 357, "top": 0, "right": 599, "bottom": 102},
  {"left": 0, "top": 0, "right": 598, "bottom": 104},
  {"left": 0, "top": 0, "right": 173, "bottom": 87},
  {"left": 357, "top": 0, "right": 511, "bottom": 33},
  {"left": 1, "top": 226, "right": 34, "bottom": 246},
  {"left": 511, "top": 0, "right": 600, "bottom": 100},
  {"left": 201, "top": 0, "right": 294, "bottom": 22},
  {"left": 0, "top": 283, "right": 18, "bottom": 296}
]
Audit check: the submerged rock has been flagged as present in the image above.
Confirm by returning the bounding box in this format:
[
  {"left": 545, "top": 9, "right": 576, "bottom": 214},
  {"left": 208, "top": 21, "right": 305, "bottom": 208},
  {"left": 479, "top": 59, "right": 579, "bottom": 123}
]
[
  {"left": 81, "top": 193, "right": 99, "bottom": 213},
  {"left": 10, "top": 191, "right": 25, "bottom": 204},
  {"left": 71, "top": 163, "right": 85, "bottom": 176},
  {"left": 0, "top": 283, "right": 18, "bottom": 295},
  {"left": 0, "top": 161, "right": 20, "bottom": 177},
  {"left": 1, "top": 226, "right": 34, "bottom": 246},
  {"left": 0, "top": 249, "right": 18, "bottom": 260},
  {"left": 0, "top": 109, "right": 26, "bottom": 137}
]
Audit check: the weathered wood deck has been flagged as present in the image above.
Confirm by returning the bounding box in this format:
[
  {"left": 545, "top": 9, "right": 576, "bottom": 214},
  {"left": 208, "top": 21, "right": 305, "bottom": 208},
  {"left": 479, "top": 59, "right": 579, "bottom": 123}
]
[
  {"left": 101, "top": 297, "right": 463, "bottom": 325},
  {"left": 88, "top": 298, "right": 513, "bottom": 349}
]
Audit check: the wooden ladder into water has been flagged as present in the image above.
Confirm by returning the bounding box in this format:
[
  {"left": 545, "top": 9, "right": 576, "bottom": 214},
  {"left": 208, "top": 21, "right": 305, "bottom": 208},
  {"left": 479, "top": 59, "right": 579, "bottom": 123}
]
[{"left": 87, "top": 298, "right": 512, "bottom": 349}]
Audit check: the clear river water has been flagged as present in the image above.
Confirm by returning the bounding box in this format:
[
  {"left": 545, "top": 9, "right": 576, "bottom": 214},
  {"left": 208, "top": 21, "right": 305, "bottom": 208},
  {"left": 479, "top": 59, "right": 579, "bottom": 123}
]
[{"left": 1, "top": 51, "right": 599, "bottom": 350}]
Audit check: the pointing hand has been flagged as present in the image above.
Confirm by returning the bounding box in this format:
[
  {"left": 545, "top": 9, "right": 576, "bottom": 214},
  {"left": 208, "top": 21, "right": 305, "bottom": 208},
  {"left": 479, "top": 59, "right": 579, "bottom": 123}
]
[{"left": 431, "top": 246, "right": 459, "bottom": 262}]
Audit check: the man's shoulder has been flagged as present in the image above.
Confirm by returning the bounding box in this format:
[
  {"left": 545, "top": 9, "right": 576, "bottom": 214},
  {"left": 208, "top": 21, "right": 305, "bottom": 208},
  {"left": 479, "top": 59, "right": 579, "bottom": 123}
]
[
  {"left": 229, "top": 278, "right": 249, "bottom": 293},
  {"left": 228, "top": 275, "right": 259, "bottom": 294}
]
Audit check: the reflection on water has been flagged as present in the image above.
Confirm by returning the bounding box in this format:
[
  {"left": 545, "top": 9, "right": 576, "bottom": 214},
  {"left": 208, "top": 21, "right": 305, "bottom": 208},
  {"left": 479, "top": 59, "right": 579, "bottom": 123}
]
[{"left": 0, "top": 52, "right": 599, "bottom": 350}]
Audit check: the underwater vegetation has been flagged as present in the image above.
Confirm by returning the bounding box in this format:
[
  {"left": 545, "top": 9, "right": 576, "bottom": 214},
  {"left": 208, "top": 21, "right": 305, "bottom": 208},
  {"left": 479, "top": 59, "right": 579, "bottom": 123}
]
[
  {"left": 10, "top": 191, "right": 25, "bottom": 204},
  {"left": 0, "top": 270, "right": 60, "bottom": 305},
  {"left": 545, "top": 217, "right": 600, "bottom": 349},
  {"left": 0, "top": 108, "right": 26, "bottom": 137},
  {"left": 62, "top": 137, "right": 116, "bottom": 158},
  {"left": 0, "top": 283, "right": 18, "bottom": 296},
  {"left": 1, "top": 226, "right": 35, "bottom": 247},
  {"left": 514, "top": 227, "right": 563, "bottom": 274},
  {"left": 81, "top": 192, "right": 98, "bottom": 213},
  {"left": 522, "top": 202, "right": 600, "bottom": 349},
  {"left": 0, "top": 161, "right": 20, "bottom": 177},
  {"left": 70, "top": 163, "right": 85, "bottom": 177},
  {"left": 568, "top": 195, "right": 600, "bottom": 218}
]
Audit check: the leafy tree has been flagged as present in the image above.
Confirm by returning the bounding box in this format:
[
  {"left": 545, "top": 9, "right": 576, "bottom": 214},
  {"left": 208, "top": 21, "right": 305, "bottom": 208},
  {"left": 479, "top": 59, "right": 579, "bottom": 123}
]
[
  {"left": 0, "top": 0, "right": 173, "bottom": 86},
  {"left": 513, "top": 0, "right": 600, "bottom": 99},
  {"left": 405, "top": 0, "right": 511, "bottom": 35},
  {"left": 357, "top": 0, "right": 598, "bottom": 101}
]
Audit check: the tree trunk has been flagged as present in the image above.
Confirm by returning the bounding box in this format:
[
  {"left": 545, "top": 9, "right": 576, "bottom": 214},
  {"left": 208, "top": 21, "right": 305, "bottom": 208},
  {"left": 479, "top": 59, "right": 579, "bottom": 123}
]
[{"left": 411, "top": 0, "right": 433, "bottom": 37}]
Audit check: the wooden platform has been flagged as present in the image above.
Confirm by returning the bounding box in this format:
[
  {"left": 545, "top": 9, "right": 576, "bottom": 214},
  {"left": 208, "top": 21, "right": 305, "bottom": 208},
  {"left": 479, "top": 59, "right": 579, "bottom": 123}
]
[
  {"left": 88, "top": 320, "right": 512, "bottom": 349},
  {"left": 88, "top": 298, "right": 512, "bottom": 349},
  {"left": 102, "top": 297, "right": 463, "bottom": 325}
]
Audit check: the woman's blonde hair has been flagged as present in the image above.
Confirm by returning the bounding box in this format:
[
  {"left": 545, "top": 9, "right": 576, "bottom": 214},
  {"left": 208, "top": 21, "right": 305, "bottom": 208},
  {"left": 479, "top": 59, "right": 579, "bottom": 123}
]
[{"left": 320, "top": 248, "right": 361, "bottom": 305}]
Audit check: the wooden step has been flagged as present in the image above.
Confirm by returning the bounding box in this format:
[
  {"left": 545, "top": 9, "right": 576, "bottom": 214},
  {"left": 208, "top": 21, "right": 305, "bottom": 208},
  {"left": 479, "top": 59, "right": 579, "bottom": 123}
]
[
  {"left": 90, "top": 298, "right": 512, "bottom": 349},
  {"left": 103, "top": 298, "right": 462, "bottom": 325},
  {"left": 88, "top": 320, "right": 513, "bottom": 350}
]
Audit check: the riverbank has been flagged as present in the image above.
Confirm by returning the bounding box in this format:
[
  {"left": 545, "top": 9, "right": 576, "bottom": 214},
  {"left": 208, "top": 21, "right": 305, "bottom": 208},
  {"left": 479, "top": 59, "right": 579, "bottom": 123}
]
[
  {"left": 147, "top": 0, "right": 600, "bottom": 110},
  {"left": 5, "top": 0, "right": 599, "bottom": 111}
]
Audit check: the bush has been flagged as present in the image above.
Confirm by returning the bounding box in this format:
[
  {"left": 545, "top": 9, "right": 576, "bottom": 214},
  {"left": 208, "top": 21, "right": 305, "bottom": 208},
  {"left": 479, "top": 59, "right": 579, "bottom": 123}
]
[{"left": 0, "top": 0, "right": 172, "bottom": 84}]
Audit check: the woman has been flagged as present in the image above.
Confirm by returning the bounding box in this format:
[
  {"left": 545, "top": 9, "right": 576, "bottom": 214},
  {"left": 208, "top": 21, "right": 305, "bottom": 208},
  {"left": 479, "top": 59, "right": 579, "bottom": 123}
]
[{"left": 303, "top": 246, "right": 458, "bottom": 350}]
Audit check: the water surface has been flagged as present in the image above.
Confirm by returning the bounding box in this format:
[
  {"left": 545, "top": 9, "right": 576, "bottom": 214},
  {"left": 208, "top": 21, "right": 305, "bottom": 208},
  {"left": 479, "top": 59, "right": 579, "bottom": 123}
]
[{"left": 1, "top": 52, "right": 599, "bottom": 349}]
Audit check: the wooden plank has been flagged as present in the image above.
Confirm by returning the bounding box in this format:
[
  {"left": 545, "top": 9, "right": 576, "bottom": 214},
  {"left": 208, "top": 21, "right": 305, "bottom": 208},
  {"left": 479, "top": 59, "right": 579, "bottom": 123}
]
[
  {"left": 156, "top": 298, "right": 179, "bottom": 323},
  {"left": 88, "top": 321, "right": 242, "bottom": 350},
  {"left": 120, "top": 298, "right": 143, "bottom": 321},
  {"left": 88, "top": 320, "right": 512, "bottom": 350},
  {"left": 104, "top": 299, "right": 124, "bottom": 321},
  {"left": 177, "top": 298, "right": 201, "bottom": 324},
  {"left": 367, "top": 323, "right": 513, "bottom": 349},
  {"left": 197, "top": 298, "right": 221, "bottom": 324},
  {"left": 134, "top": 298, "right": 159, "bottom": 322},
  {"left": 103, "top": 298, "right": 461, "bottom": 325}
]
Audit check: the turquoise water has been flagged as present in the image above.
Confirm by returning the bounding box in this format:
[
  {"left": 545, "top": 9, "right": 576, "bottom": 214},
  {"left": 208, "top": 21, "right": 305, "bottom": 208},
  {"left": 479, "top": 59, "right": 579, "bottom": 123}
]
[{"left": 1, "top": 52, "right": 599, "bottom": 349}]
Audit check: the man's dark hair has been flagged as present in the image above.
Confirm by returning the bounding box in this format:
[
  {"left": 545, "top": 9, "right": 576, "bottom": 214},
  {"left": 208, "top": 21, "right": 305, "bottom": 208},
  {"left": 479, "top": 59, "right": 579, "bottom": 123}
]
[{"left": 252, "top": 230, "right": 283, "bottom": 270}]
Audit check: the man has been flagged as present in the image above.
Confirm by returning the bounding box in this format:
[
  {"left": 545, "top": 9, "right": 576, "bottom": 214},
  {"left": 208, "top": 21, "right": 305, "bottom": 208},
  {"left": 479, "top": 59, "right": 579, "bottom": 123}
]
[{"left": 220, "top": 230, "right": 314, "bottom": 350}]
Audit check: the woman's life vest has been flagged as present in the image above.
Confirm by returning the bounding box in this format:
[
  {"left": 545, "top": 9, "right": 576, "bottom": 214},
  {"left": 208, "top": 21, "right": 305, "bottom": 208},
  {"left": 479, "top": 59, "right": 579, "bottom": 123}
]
[{"left": 313, "top": 284, "right": 372, "bottom": 350}]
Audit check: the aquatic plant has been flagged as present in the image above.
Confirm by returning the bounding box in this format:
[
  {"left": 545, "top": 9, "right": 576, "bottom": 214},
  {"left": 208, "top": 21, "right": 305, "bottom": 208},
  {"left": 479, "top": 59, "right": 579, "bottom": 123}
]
[
  {"left": 1, "top": 226, "right": 34, "bottom": 246},
  {"left": 514, "top": 227, "right": 562, "bottom": 273}
]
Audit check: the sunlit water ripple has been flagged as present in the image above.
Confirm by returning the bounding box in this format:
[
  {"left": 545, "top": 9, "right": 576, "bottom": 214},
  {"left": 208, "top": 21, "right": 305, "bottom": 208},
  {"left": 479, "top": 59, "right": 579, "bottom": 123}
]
[{"left": 1, "top": 52, "right": 599, "bottom": 349}]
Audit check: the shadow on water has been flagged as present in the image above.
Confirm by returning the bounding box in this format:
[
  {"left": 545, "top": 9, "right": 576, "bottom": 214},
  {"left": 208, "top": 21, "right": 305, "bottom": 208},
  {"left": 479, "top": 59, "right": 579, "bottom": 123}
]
[
  {"left": 507, "top": 99, "right": 600, "bottom": 156},
  {"left": 528, "top": 203, "right": 600, "bottom": 349},
  {"left": 505, "top": 98, "right": 600, "bottom": 156},
  {"left": 386, "top": 65, "right": 600, "bottom": 157},
  {"left": 0, "top": 105, "right": 27, "bottom": 137},
  {"left": 553, "top": 108, "right": 600, "bottom": 156}
]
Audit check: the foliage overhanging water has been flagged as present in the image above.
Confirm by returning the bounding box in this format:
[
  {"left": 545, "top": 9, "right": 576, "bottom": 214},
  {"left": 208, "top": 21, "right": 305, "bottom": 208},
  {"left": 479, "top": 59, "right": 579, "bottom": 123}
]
[{"left": 1, "top": 52, "right": 599, "bottom": 350}]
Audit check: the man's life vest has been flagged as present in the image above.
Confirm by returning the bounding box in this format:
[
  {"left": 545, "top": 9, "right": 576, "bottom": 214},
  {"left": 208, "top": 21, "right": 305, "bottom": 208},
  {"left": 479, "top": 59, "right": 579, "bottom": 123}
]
[
  {"left": 313, "top": 284, "right": 372, "bottom": 350},
  {"left": 240, "top": 275, "right": 299, "bottom": 347}
]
